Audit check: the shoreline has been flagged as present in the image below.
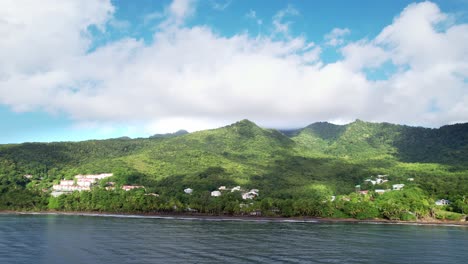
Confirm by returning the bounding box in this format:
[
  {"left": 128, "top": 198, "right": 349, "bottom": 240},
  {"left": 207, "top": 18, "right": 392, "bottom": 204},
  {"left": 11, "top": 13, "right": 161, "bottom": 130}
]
[{"left": 1, "top": 210, "right": 467, "bottom": 227}]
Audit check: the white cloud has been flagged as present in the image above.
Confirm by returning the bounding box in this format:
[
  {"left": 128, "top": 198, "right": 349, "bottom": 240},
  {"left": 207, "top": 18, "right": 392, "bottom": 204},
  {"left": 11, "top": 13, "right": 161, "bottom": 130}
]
[
  {"left": 341, "top": 40, "right": 389, "bottom": 70},
  {"left": 246, "top": 9, "right": 262, "bottom": 25},
  {"left": 272, "top": 5, "right": 299, "bottom": 36},
  {"left": 0, "top": 0, "right": 467, "bottom": 136},
  {"left": 324, "top": 27, "right": 350, "bottom": 46},
  {"left": 167, "top": 0, "right": 196, "bottom": 25}
]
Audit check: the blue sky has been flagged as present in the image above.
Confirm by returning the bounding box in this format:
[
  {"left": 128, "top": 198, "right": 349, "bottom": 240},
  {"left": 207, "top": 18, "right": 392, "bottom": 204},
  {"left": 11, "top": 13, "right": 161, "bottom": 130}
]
[{"left": 0, "top": 0, "right": 467, "bottom": 143}]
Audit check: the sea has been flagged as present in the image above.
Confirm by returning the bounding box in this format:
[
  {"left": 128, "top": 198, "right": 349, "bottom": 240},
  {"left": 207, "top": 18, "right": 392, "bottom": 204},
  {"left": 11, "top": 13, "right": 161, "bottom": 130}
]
[{"left": 0, "top": 214, "right": 467, "bottom": 264}]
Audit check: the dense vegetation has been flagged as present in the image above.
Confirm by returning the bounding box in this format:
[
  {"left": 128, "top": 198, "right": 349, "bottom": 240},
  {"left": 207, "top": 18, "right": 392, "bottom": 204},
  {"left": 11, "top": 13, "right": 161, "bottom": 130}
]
[{"left": 1, "top": 119, "right": 467, "bottom": 221}]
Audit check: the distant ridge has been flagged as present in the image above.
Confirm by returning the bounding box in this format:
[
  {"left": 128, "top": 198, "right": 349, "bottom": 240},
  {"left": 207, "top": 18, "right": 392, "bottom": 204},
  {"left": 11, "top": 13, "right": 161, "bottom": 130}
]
[{"left": 149, "top": 130, "right": 189, "bottom": 139}]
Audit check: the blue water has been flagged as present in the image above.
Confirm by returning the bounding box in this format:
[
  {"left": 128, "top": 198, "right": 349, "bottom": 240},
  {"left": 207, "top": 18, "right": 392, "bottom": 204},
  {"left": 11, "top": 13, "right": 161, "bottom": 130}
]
[{"left": 0, "top": 214, "right": 467, "bottom": 264}]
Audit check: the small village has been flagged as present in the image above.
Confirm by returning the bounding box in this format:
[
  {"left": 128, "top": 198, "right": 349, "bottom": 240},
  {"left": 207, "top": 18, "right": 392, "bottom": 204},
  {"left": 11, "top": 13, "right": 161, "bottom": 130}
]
[
  {"left": 51, "top": 172, "right": 453, "bottom": 207},
  {"left": 354, "top": 174, "right": 407, "bottom": 195},
  {"left": 184, "top": 185, "right": 259, "bottom": 200},
  {"left": 51, "top": 173, "right": 145, "bottom": 197},
  {"left": 52, "top": 173, "right": 260, "bottom": 201},
  {"left": 353, "top": 174, "right": 450, "bottom": 206}
]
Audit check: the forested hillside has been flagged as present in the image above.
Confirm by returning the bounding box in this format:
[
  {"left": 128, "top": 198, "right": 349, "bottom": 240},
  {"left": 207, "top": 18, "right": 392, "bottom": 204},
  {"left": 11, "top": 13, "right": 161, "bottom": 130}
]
[{"left": 1, "top": 119, "right": 467, "bottom": 219}]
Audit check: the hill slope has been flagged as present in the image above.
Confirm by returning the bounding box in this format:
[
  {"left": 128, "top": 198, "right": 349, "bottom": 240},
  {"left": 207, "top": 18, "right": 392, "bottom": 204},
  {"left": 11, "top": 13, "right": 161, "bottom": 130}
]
[
  {"left": 292, "top": 120, "right": 468, "bottom": 165},
  {"left": 1, "top": 119, "right": 467, "bottom": 201}
]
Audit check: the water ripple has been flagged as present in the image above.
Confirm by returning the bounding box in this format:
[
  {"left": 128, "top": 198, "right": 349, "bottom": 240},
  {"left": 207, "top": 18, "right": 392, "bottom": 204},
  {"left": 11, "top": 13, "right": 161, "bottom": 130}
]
[{"left": 0, "top": 215, "right": 467, "bottom": 264}]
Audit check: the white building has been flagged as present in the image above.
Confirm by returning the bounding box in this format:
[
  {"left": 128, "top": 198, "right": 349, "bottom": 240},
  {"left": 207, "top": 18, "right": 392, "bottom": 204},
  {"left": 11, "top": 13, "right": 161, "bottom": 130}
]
[
  {"left": 407, "top": 178, "right": 414, "bottom": 181},
  {"left": 76, "top": 178, "right": 96, "bottom": 187},
  {"left": 52, "top": 185, "right": 90, "bottom": 192},
  {"left": 231, "top": 186, "right": 241, "bottom": 192},
  {"left": 392, "top": 184, "right": 405, "bottom": 191},
  {"left": 365, "top": 179, "right": 377, "bottom": 185},
  {"left": 365, "top": 178, "right": 388, "bottom": 185},
  {"left": 184, "top": 188, "right": 193, "bottom": 194},
  {"left": 435, "top": 199, "right": 450, "bottom": 206},
  {"left": 218, "top": 186, "right": 227, "bottom": 191},
  {"left": 375, "top": 189, "right": 386, "bottom": 194},
  {"left": 59, "top": 180, "right": 75, "bottom": 186},
  {"left": 211, "top": 190, "right": 222, "bottom": 197},
  {"left": 242, "top": 189, "right": 259, "bottom": 200},
  {"left": 376, "top": 178, "right": 388, "bottom": 184}
]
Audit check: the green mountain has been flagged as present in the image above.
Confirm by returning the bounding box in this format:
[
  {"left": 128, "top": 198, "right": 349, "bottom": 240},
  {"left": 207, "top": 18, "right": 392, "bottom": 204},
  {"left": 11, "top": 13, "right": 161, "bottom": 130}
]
[
  {"left": 293, "top": 120, "right": 468, "bottom": 165},
  {"left": 1, "top": 119, "right": 467, "bottom": 217}
]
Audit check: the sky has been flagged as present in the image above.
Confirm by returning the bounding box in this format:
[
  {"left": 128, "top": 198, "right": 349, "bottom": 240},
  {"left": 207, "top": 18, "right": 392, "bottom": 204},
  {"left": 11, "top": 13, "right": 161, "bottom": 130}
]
[{"left": 0, "top": 0, "right": 467, "bottom": 143}]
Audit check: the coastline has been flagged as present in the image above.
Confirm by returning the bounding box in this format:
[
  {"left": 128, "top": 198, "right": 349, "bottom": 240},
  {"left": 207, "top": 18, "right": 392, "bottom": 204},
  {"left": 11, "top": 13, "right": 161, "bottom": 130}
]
[{"left": 1, "top": 210, "right": 467, "bottom": 227}]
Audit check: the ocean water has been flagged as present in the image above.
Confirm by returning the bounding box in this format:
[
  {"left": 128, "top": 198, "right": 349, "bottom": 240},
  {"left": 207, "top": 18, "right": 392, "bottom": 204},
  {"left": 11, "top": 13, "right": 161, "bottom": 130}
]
[{"left": 0, "top": 214, "right": 467, "bottom": 264}]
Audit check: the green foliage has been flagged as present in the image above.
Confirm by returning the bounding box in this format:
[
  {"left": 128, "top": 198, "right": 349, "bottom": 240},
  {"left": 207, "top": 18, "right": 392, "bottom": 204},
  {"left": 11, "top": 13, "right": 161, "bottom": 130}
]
[
  {"left": 0, "top": 119, "right": 467, "bottom": 220},
  {"left": 374, "top": 188, "right": 432, "bottom": 220},
  {"left": 434, "top": 209, "right": 465, "bottom": 221}
]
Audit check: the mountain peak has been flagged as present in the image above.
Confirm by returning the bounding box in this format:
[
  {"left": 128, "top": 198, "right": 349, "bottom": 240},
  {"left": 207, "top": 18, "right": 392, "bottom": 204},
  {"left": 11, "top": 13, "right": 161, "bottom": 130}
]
[
  {"left": 237, "top": 119, "right": 257, "bottom": 125},
  {"left": 226, "top": 119, "right": 260, "bottom": 129}
]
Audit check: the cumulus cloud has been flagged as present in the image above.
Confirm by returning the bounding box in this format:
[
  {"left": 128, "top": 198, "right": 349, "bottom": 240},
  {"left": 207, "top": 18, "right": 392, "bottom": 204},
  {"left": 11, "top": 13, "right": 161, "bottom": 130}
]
[
  {"left": 324, "top": 28, "right": 350, "bottom": 46},
  {"left": 0, "top": 0, "right": 467, "bottom": 134}
]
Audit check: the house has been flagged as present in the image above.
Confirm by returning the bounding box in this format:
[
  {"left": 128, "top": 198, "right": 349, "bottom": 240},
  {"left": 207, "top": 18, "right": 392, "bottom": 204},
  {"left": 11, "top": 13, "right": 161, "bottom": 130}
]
[
  {"left": 355, "top": 185, "right": 361, "bottom": 192},
  {"left": 358, "top": 190, "right": 369, "bottom": 195},
  {"left": 242, "top": 190, "right": 259, "bottom": 200},
  {"left": 211, "top": 190, "right": 221, "bottom": 197},
  {"left": 60, "top": 180, "right": 75, "bottom": 186},
  {"left": 435, "top": 199, "right": 450, "bottom": 206},
  {"left": 23, "top": 174, "right": 33, "bottom": 179},
  {"left": 121, "top": 185, "right": 144, "bottom": 191},
  {"left": 231, "top": 186, "right": 241, "bottom": 192},
  {"left": 376, "top": 178, "right": 388, "bottom": 184},
  {"left": 365, "top": 177, "right": 388, "bottom": 185},
  {"left": 52, "top": 185, "right": 90, "bottom": 192},
  {"left": 52, "top": 177, "right": 95, "bottom": 193},
  {"left": 407, "top": 178, "right": 414, "bottom": 181},
  {"left": 365, "top": 179, "right": 377, "bottom": 185},
  {"left": 392, "top": 184, "right": 405, "bottom": 190},
  {"left": 184, "top": 188, "right": 193, "bottom": 194},
  {"left": 76, "top": 178, "right": 96, "bottom": 187},
  {"left": 375, "top": 189, "right": 386, "bottom": 194},
  {"left": 218, "top": 186, "right": 227, "bottom": 191}
]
